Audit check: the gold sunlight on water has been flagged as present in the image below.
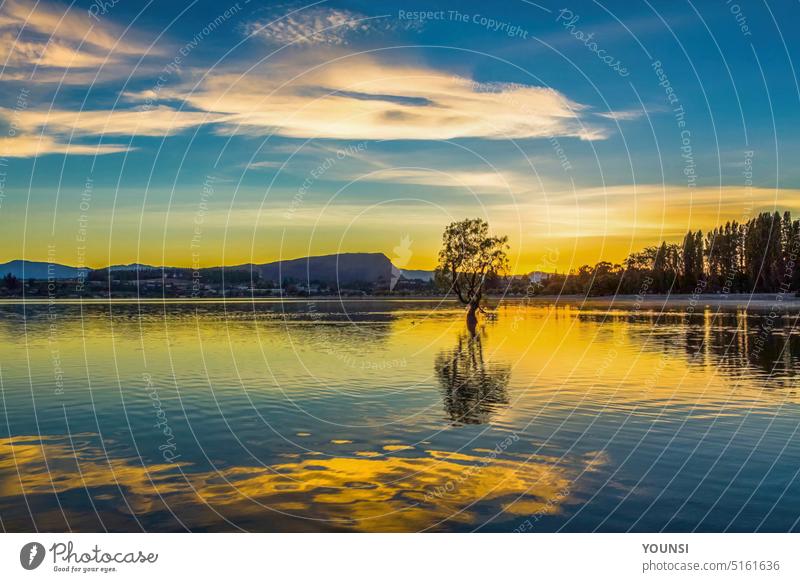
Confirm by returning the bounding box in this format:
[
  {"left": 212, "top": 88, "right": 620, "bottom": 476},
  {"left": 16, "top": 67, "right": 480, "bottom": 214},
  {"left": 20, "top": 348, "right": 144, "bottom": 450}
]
[{"left": 0, "top": 434, "right": 605, "bottom": 531}]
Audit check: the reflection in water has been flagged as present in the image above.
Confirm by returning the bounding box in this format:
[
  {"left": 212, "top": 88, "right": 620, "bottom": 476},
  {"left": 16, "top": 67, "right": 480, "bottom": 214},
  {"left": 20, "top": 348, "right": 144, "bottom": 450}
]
[
  {"left": 0, "top": 434, "right": 595, "bottom": 532},
  {"left": 435, "top": 331, "right": 511, "bottom": 425},
  {"left": 578, "top": 308, "right": 800, "bottom": 381}
]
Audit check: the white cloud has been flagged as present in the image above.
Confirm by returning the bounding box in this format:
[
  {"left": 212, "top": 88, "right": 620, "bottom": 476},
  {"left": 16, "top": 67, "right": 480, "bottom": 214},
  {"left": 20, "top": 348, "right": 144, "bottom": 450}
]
[
  {"left": 357, "top": 167, "right": 524, "bottom": 192},
  {"left": 245, "top": 160, "right": 283, "bottom": 170},
  {"left": 595, "top": 109, "right": 645, "bottom": 121},
  {"left": 156, "top": 54, "right": 606, "bottom": 142}
]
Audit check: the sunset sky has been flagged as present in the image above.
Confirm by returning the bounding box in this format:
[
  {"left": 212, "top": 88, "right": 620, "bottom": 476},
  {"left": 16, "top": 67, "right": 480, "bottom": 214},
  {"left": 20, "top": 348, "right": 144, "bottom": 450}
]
[{"left": 1, "top": 0, "right": 799, "bottom": 273}]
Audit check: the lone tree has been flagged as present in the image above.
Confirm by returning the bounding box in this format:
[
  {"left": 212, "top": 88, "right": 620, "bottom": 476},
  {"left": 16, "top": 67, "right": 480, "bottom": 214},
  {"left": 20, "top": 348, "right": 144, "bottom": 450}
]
[{"left": 435, "top": 218, "right": 509, "bottom": 329}]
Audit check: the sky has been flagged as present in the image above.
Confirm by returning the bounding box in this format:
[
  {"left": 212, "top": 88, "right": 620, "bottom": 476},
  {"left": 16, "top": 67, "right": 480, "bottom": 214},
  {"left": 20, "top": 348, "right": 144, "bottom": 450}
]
[{"left": 0, "top": 0, "right": 798, "bottom": 273}]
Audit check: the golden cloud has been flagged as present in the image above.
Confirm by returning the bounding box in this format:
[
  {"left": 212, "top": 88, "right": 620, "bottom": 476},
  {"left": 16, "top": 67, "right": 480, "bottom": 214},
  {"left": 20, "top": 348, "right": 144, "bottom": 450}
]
[
  {"left": 5, "top": 105, "right": 228, "bottom": 137},
  {"left": 0, "top": 134, "right": 130, "bottom": 157},
  {"left": 0, "top": 0, "right": 160, "bottom": 77}
]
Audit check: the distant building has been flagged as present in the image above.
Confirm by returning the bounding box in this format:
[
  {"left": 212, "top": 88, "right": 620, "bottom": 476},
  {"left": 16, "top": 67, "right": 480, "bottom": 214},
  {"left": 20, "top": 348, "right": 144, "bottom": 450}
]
[{"left": 529, "top": 271, "right": 552, "bottom": 284}]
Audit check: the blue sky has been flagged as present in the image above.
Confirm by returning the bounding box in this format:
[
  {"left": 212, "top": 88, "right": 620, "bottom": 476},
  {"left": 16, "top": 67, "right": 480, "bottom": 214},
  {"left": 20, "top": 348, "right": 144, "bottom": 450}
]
[{"left": 1, "top": 0, "right": 798, "bottom": 271}]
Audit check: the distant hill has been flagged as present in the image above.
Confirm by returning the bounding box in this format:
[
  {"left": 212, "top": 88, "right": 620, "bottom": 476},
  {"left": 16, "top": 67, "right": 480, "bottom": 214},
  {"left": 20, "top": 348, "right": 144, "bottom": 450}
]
[
  {"left": 107, "top": 263, "right": 161, "bottom": 272},
  {"left": 0, "top": 254, "right": 435, "bottom": 285},
  {"left": 399, "top": 268, "right": 434, "bottom": 282},
  {"left": 252, "top": 253, "right": 395, "bottom": 287},
  {"left": 0, "top": 260, "right": 84, "bottom": 280}
]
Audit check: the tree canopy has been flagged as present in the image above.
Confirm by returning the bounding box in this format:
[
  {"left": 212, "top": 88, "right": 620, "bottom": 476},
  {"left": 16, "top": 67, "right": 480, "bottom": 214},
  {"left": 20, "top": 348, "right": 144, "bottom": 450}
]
[
  {"left": 532, "top": 211, "right": 800, "bottom": 296},
  {"left": 435, "top": 218, "right": 509, "bottom": 311}
]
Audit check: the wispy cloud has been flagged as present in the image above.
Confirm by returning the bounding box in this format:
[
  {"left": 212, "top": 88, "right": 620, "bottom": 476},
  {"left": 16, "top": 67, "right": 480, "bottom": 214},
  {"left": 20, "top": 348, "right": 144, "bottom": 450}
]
[
  {"left": 243, "top": 7, "right": 389, "bottom": 46},
  {"left": 356, "top": 167, "right": 526, "bottom": 192},
  {"left": 0, "top": 31, "right": 109, "bottom": 69},
  {"left": 5, "top": 105, "right": 227, "bottom": 137},
  {"left": 595, "top": 109, "right": 645, "bottom": 122},
  {"left": 245, "top": 160, "right": 284, "bottom": 170},
  {"left": 0, "top": 134, "right": 130, "bottom": 157},
  {"left": 0, "top": 105, "right": 226, "bottom": 157},
  {"left": 0, "top": 0, "right": 159, "bottom": 77}
]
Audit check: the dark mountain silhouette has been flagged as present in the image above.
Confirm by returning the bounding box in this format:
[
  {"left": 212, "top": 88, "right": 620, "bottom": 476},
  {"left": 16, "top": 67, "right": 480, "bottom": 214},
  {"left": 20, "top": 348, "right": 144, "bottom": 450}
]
[
  {"left": 398, "top": 268, "right": 434, "bottom": 282},
  {"left": 107, "top": 263, "right": 161, "bottom": 271},
  {"left": 0, "top": 253, "right": 435, "bottom": 286},
  {"left": 0, "top": 260, "right": 84, "bottom": 280},
  {"left": 250, "top": 253, "right": 395, "bottom": 287}
]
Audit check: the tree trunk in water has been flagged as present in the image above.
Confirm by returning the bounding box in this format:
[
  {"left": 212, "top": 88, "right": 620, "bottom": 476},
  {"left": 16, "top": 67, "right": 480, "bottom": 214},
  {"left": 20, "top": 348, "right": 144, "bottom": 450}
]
[{"left": 466, "top": 301, "right": 479, "bottom": 335}]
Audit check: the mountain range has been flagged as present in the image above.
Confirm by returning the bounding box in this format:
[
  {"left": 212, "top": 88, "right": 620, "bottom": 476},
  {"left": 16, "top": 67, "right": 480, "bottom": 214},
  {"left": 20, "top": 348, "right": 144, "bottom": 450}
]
[
  {"left": 0, "top": 254, "right": 435, "bottom": 285},
  {"left": 0, "top": 260, "right": 86, "bottom": 280}
]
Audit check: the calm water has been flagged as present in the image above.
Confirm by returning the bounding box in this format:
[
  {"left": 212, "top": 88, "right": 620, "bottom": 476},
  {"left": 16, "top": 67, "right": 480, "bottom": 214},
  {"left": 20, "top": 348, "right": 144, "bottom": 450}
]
[{"left": 1, "top": 298, "right": 799, "bottom": 532}]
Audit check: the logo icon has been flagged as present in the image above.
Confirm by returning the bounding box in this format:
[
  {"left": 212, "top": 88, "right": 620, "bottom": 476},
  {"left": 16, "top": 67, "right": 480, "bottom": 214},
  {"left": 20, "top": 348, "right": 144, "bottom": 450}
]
[
  {"left": 20, "top": 542, "right": 46, "bottom": 570},
  {"left": 390, "top": 234, "right": 413, "bottom": 290}
]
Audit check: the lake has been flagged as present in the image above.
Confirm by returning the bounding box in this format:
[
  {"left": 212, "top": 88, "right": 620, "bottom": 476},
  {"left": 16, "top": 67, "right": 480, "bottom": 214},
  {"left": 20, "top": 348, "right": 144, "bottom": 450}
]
[{"left": 1, "top": 298, "right": 799, "bottom": 532}]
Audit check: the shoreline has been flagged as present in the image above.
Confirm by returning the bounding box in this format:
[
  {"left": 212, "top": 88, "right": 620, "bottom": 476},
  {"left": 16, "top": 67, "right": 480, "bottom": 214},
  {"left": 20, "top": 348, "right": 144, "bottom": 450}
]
[
  {"left": 539, "top": 293, "right": 800, "bottom": 311},
  {"left": 1, "top": 293, "right": 799, "bottom": 309}
]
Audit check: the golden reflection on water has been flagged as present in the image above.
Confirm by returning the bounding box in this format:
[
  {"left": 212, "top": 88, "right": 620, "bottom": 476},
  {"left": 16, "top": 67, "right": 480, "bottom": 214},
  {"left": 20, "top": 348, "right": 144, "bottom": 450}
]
[
  {"left": 0, "top": 435, "right": 605, "bottom": 531},
  {"left": 1, "top": 301, "right": 798, "bottom": 410}
]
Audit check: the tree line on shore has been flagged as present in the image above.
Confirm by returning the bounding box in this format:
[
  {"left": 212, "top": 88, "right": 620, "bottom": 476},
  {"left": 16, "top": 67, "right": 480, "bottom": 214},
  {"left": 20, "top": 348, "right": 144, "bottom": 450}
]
[{"left": 532, "top": 211, "right": 800, "bottom": 296}]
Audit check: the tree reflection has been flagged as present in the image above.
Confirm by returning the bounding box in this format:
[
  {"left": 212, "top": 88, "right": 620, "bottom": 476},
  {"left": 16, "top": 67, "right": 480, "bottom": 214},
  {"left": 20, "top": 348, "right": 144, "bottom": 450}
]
[
  {"left": 434, "top": 331, "right": 511, "bottom": 425},
  {"left": 578, "top": 309, "right": 800, "bottom": 382}
]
